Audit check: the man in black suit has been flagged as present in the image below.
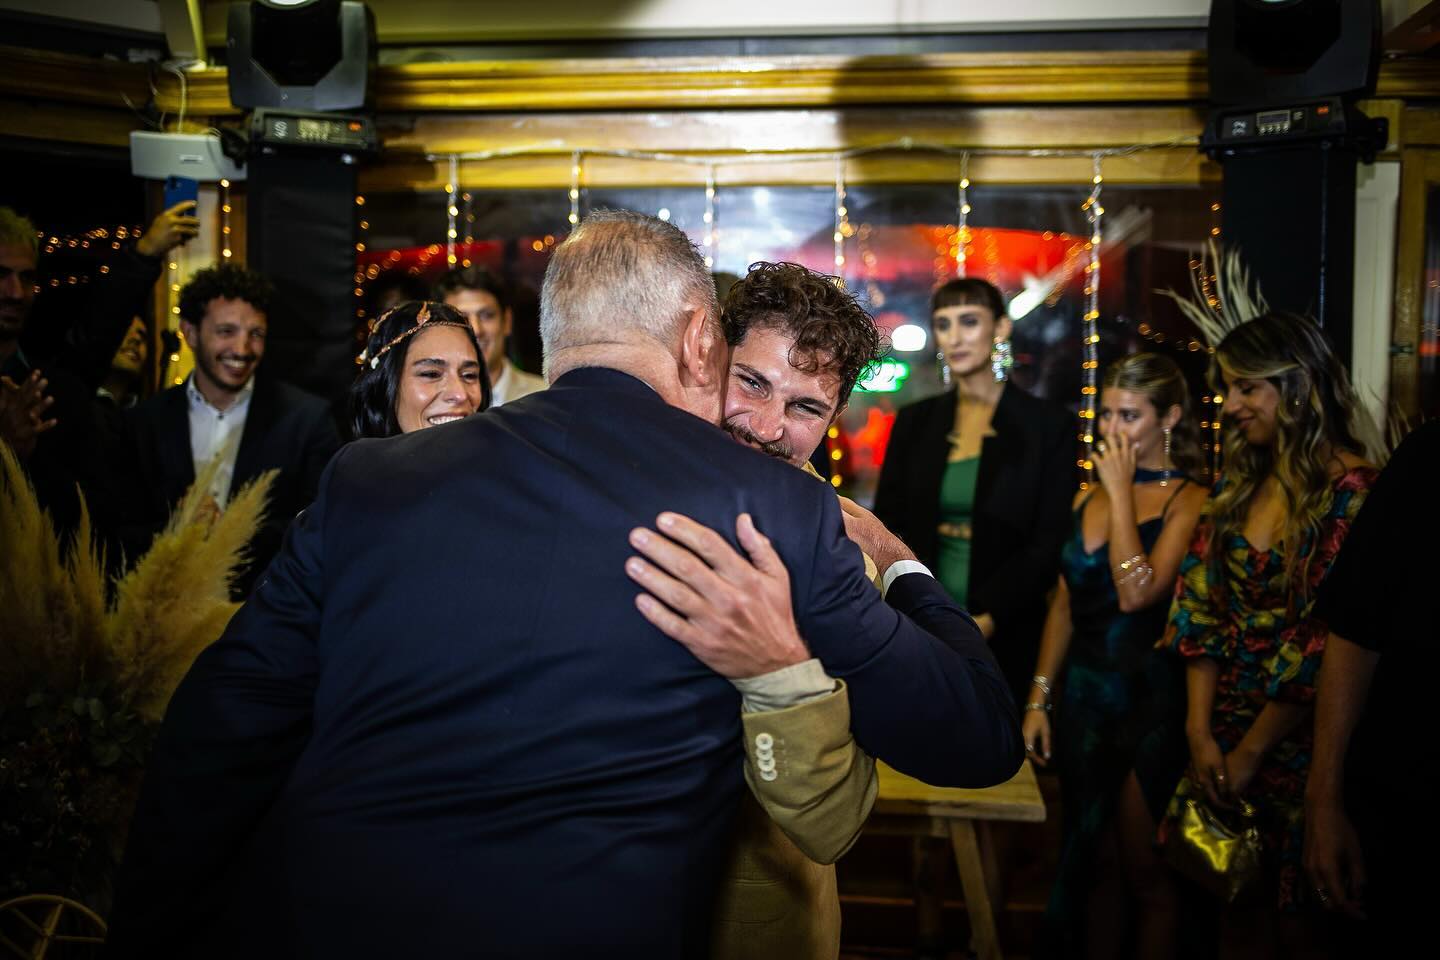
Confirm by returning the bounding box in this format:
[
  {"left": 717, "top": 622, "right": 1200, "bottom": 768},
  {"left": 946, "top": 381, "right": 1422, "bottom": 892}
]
[
  {"left": 107, "top": 210, "right": 1022, "bottom": 958},
  {"left": 124, "top": 262, "right": 339, "bottom": 593}
]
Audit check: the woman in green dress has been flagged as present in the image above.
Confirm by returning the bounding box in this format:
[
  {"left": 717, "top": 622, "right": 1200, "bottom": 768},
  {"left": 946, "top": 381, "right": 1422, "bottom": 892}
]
[
  {"left": 875, "top": 278, "right": 1075, "bottom": 709},
  {"left": 1022, "top": 353, "right": 1208, "bottom": 958}
]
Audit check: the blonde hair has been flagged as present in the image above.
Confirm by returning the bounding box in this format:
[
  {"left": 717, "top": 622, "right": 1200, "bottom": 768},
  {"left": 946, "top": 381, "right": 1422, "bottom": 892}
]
[
  {"left": 0, "top": 207, "right": 39, "bottom": 258},
  {"left": 1208, "top": 311, "right": 1372, "bottom": 592},
  {"left": 1102, "top": 352, "right": 1205, "bottom": 479}
]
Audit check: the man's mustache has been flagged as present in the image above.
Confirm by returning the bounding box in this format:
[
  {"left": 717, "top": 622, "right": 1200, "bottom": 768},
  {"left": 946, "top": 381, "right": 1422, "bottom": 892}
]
[{"left": 722, "top": 420, "right": 792, "bottom": 462}]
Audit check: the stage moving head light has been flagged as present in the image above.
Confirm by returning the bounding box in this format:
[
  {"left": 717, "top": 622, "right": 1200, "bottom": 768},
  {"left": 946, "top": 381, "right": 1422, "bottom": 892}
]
[
  {"left": 227, "top": 0, "right": 376, "bottom": 112},
  {"left": 1208, "top": 0, "right": 1380, "bottom": 107}
]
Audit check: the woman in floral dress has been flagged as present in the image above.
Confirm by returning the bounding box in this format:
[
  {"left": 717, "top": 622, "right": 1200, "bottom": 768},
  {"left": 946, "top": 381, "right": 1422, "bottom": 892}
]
[{"left": 1161, "top": 311, "right": 1379, "bottom": 958}]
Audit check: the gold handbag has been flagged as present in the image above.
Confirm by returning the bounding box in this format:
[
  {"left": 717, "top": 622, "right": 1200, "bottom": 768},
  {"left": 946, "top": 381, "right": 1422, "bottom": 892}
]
[{"left": 1161, "top": 796, "right": 1264, "bottom": 904}]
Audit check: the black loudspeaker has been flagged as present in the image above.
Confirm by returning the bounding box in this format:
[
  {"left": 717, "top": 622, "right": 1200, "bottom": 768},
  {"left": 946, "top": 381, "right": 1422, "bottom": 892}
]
[
  {"left": 227, "top": 0, "right": 375, "bottom": 112},
  {"left": 1203, "top": 0, "right": 1385, "bottom": 365},
  {"left": 245, "top": 152, "right": 357, "bottom": 408}
]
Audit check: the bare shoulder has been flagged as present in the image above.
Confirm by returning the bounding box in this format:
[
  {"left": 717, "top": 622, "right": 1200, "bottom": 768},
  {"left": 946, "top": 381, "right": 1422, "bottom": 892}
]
[
  {"left": 1166, "top": 481, "right": 1209, "bottom": 519},
  {"left": 1071, "top": 485, "right": 1094, "bottom": 510}
]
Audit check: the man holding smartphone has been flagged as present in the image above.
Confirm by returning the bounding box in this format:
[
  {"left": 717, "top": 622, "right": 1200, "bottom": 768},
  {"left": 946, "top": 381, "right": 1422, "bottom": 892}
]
[{"left": 0, "top": 200, "right": 199, "bottom": 539}]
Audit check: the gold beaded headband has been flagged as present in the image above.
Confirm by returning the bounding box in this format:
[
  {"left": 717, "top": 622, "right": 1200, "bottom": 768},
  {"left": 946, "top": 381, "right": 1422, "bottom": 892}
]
[{"left": 355, "top": 301, "right": 472, "bottom": 369}]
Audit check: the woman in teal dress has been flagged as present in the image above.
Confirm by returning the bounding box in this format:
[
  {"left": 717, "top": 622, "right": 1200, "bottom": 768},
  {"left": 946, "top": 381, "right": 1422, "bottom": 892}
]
[
  {"left": 1160, "top": 313, "right": 1378, "bottom": 958},
  {"left": 1022, "top": 354, "right": 1209, "bottom": 959}
]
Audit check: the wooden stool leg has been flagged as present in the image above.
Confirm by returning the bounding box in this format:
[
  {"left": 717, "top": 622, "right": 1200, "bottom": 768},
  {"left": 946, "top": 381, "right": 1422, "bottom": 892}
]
[
  {"left": 977, "top": 821, "right": 1004, "bottom": 914},
  {"left": 950, "top": 820, "right": 1002, "bottom": 960},
  {"left": 911, "top": 833, "right": 946, "bottom": 954}
]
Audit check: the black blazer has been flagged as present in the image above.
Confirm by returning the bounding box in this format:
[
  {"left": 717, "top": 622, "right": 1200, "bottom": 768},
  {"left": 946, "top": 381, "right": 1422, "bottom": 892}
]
[
  {"left": 874, "top": 384, "right": 1076, "bottom": 701},
  {"left": 124, "top": 376, "right": 340, "bottom": 592},
  {"left": 107, "top": 367, "right": 1023, "bottom": 959}
]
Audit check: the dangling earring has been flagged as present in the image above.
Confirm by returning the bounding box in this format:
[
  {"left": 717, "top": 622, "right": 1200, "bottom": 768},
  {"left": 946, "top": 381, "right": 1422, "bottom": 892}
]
[
  {"left": 991, "top": 339, "right": 1013, "bottom": 383},
  {"left": 1161, "top": 427, "right": 1173, "bottom": 487},
  {"left": 938, "top": 350, "right": 952, "bottom": 388}
]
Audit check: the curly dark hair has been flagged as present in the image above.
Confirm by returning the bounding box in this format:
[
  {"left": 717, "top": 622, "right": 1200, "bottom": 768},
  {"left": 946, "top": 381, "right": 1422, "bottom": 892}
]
[
  {"left": 178, "top": 263, "right": 274, "bottom": 326},
  {"left": 721, "top": 262, "right": 885, "bottom": 406},
  {"left": 348, "top": 301, "right": 491, "bottom": 440}
]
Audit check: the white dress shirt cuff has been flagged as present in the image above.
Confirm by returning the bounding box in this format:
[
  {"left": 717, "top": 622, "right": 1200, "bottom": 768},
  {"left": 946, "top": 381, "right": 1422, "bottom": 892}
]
[
  {"left": 732, "top": 658, "right": 838, "bottom": 714},
  {"left": 881, "top": 559, "right": 935, "bottom": 599}
]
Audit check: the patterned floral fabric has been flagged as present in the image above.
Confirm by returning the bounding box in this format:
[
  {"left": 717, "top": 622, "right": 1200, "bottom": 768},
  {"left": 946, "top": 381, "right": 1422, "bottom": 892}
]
[{"left": 1158, "top": 467, "right": 1377, "bottom": 911}]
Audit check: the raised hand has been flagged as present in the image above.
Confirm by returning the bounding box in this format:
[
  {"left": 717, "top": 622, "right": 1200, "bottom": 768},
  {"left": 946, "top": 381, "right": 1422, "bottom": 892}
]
[
  {"left": 0, "top": 370, "right": 57, "bottom": 459},
  {"left": 136, "top": 201, "right": 201, "bottom": 259},
  {"left": 1092, "top": 434, "right": 1136, "bottom": 493}
]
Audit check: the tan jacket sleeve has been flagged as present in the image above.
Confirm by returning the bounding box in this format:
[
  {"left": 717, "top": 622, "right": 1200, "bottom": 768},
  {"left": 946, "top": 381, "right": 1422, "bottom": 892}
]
[{"left": 739, "top": 679, "right": 878, "bottom": 865}]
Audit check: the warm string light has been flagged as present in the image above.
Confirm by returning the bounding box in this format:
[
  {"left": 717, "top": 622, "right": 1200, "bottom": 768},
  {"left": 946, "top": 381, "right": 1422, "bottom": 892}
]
[
  {"left": 827, "top": 425, "right": 843, "bottom": 489},
  {"left": 1208, "top": 200, "right": 1223, "bottom": 479},
  {"left": 445, "top": 155, "right": 459, "bottom": 265},
  {"left": 956, "top": 153, "right": 971, "bottom": 278},
  {"left": 354, "top": 195, "right": 369, "bottom": 323},
  {"left": 1079, "top": 154, "right": 1104, "bottom": 486},
  {"left": 568, "top": 151, "right": 583, "bottom": 227},
  {"left": 857, "top": 221, "right": 883, "bottom": 309},
  {"left": 833, "top": 158, "right": 849, "bottom": 277},
  {"left": 702, "top": 165, "right": 717, "bottom": 268},
  {"left": 462, "top": 190, "right": 474, "bottom": 268},
  {"left": 169, "top": 248, "right": 182, "bottom": 384},
  {"left": 219, "top": 178, "right": 232, "bottom": 259},
  {"left": 42, "top": 225, "right": 141, "bottom": 254}
]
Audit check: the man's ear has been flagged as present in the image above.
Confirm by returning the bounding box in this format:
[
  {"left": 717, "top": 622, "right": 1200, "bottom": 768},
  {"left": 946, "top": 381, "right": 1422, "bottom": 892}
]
[
  {"left": 501, "top": 307, "right": 514, "bottom": 337},
  {"left": 679, "top": 306, "right": 726, "bottom": 388},
  {"left": 178, "top": 318, "right": 198, "bottom": 346}
]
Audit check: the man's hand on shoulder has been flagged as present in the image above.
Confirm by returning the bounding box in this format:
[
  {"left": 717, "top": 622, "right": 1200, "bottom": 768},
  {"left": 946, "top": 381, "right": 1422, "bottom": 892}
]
[
  {"left": 837, "top": 496, "right": 915, "bottom": 574},
  {"left": 626, "top": 512, "right": 809, "bottom": 679}
]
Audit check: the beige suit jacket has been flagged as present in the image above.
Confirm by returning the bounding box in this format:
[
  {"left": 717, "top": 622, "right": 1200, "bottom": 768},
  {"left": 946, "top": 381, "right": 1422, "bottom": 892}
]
[{"left": 710, "top": 463, "right": 881, "bottom": 960}]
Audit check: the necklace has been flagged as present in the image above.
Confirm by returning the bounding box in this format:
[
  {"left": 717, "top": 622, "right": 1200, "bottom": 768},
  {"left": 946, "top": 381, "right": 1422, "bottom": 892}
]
[{"left": 1134, "top": 466, "right": 1178, "bottom": 484}]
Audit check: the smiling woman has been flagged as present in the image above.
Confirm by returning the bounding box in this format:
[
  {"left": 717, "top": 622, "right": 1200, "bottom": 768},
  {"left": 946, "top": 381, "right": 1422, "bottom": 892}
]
[{"left": 348, "top": 300, "right": 490, "bottom": 439}]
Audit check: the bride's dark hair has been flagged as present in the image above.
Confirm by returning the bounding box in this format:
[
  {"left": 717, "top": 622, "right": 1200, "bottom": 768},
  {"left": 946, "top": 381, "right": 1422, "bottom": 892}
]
[{"left": 348, "top": 300, "right": 490, "bottom": 439}]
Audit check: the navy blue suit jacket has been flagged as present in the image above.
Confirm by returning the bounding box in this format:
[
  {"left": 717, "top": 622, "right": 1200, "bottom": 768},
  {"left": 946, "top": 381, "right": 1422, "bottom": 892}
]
[{"left": 107, "top": 367, "right": 1022, "bottom": 958}]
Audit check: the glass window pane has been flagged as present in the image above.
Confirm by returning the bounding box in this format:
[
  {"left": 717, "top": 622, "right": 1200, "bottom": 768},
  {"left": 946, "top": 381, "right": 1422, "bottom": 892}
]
[{"left": 361, "top": 181, "right": 1220, "bottom": 502}]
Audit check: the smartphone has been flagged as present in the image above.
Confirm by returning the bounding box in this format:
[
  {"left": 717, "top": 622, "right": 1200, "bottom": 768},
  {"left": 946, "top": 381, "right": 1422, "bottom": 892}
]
[{"left": 163, "top": 175, "right": 199, "bottom": 212}]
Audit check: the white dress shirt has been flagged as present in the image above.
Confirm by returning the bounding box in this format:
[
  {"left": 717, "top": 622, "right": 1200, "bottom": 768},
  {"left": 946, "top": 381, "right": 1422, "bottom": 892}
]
[
  {"left": 186, "top": 374, "right": 254, "bottom": 508},
  {"left": 491, "top": 359, "right": 547, "bottom": 407}
]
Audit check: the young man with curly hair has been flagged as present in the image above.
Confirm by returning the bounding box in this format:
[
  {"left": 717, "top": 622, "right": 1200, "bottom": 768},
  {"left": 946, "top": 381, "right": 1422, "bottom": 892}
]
[
  {"left": 125, "top": 262, "right": 339, "bottom": 594},
  {"left": 704, "top": 261, "right": 887, "bottom": 960}
]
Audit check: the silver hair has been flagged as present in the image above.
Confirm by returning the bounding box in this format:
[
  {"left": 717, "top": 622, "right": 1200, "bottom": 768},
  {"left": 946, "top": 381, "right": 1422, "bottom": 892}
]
[{"left": 540, "top": 209, "right": 719, "bottom": 366}]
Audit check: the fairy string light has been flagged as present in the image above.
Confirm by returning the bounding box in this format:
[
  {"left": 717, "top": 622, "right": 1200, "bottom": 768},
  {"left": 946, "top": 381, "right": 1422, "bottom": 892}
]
[
  {"left": 956, "top": 152, "right": 970, "bottom": 278},
  {"left": 568, "top": 151, "right": 583, "bottom": 227},
  {"left": 445, "top": 155, "right": 459, "bottom": 266},
  {"left": 1079, "top": 154, "right": 1104, "bottom": 486},
  {"left": 833, "top": 157, "right": 848, "bottom": 279},
  {"left": 220, "top": 178, "right": 232, "bottom": 260},
  {"left": 703, "top": 164, "right": 716, "bottom": 269},
  {"left": 355, "top": 195, "right": 369, "bottom": 325},
  {"left": 462, "top": 189, "right": 474, "bottom": 268}
]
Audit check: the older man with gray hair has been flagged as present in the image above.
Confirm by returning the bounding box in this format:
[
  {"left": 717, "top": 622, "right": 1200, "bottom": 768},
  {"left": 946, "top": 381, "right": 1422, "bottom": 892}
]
[{"left": 108, "top": 209, "right": 1021, "bottom": 959}]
